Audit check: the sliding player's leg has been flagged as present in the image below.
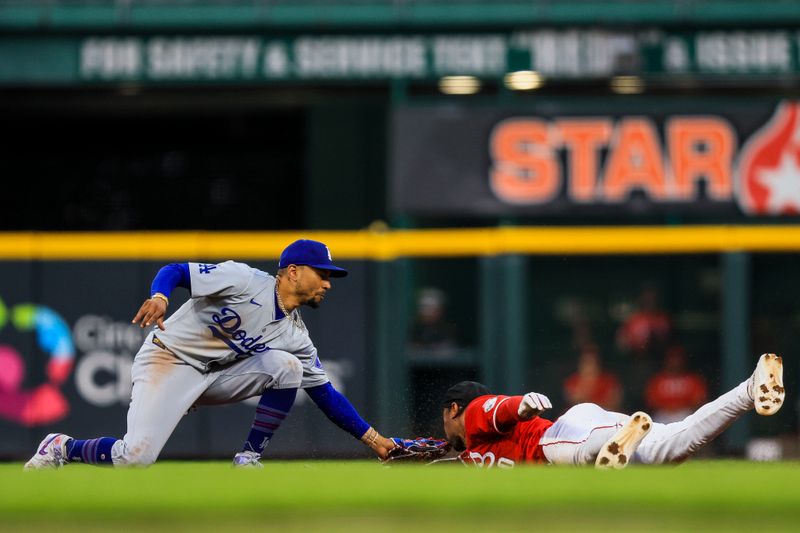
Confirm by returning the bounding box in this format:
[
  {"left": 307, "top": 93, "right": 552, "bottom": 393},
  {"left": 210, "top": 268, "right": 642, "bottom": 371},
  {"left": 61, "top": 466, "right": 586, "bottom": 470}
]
[{"left": 635, "top": 353, "right": 784, "bottom": 464}]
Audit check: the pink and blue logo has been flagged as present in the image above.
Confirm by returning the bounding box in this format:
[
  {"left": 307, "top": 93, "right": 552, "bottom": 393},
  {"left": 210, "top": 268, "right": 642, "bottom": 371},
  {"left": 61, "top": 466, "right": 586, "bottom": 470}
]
[{"left": 0, "top": 297, "right": 75, "bottom": 426}]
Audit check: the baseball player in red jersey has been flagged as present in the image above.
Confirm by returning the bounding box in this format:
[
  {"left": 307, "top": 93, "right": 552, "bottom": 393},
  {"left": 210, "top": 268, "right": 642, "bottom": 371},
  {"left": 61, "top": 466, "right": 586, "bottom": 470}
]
[{"left": 442, "top": 353, "right": 785, "bottom": 469}]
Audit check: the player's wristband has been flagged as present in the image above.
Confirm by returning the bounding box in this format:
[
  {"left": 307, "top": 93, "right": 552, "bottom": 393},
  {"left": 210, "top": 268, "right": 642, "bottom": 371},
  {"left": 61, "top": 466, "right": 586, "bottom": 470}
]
[
  {"left": 151, "top": 292, "right": 169, "bottom": 306},
  {"left": 361, "top": 427, "right": 379, "bottom": 447}
]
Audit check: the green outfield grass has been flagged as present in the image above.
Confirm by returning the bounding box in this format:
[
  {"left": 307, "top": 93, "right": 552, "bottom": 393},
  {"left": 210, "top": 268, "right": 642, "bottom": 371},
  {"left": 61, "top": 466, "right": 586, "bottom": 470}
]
[{"left": 1, "top": 460, "right": 798, "bottom": 532}]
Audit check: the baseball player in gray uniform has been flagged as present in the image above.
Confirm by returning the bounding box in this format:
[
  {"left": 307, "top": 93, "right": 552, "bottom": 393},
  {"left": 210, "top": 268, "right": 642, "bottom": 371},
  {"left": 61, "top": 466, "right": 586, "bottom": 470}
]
[{"left": 25, "top": 239, "right": 398, "bottom": 469}]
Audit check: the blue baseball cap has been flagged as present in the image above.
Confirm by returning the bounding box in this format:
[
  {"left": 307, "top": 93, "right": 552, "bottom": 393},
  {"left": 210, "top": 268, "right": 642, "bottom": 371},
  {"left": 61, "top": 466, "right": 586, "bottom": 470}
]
[{"left": 279, "top": 239, "right": 348, "bottom": 278}]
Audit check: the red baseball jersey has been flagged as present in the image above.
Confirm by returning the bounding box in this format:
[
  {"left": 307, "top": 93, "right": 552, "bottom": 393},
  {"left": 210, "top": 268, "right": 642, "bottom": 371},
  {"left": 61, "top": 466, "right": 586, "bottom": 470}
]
[
  {"left": 646, "top": 372, "right": 707, "bottom": 411},
  {"left": 460, "top": 394, "right": 554, "bottom": 467}
]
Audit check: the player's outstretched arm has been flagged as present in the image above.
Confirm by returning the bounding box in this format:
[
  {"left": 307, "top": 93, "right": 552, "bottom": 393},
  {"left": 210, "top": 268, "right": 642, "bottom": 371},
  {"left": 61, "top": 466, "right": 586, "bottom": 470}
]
[
  {"left": 131, "top": 263, "right": 192, "bottom": 331},
  {"left": 488, "top": 392, "right": 552, "bottom": 433},
  {"left": 306, "top": 382, "right": 396, "bottom": 460}
]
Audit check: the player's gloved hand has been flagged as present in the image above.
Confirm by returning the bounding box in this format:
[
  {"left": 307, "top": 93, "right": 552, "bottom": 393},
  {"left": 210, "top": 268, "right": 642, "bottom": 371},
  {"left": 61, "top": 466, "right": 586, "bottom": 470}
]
[
  {"left": 517, "top": 392, "right": 552, "bottom": 420},
  {"left": 383, "top": 437, "right": 451, "bottom": 463}
]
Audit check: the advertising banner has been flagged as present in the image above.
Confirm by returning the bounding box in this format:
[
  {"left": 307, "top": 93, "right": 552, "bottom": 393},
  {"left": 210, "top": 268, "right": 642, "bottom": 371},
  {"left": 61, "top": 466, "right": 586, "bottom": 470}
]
[
  {"left": 390, "top": 99, "right": 800, "bottom": 218},
  {"left": 0, "top": 260, "right": 371, "bottom": 459},
  {"left": 2, "top": 28, "right": 800, "bottom": 84}
]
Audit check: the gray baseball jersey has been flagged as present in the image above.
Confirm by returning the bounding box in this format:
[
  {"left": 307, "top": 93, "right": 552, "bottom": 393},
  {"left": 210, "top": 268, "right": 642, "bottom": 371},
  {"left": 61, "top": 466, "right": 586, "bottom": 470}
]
[{"left": 154, "top": 260, "right": 329, "bottom": 389}]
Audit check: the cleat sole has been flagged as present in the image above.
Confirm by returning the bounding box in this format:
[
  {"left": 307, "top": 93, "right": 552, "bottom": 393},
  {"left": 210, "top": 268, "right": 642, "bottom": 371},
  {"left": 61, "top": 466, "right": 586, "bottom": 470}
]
[
  {"left": 595, "top": 412, "right": 652, "bottom": 470},
  {"left": 754, "top": 354, "right": 784, "bottom": 416}
]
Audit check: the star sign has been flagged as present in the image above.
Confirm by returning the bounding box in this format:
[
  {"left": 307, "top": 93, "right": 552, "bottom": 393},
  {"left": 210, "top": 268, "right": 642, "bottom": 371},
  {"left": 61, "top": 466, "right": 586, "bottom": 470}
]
[{"left": 757, "top": 151, "right": 800, "bottom": 214}]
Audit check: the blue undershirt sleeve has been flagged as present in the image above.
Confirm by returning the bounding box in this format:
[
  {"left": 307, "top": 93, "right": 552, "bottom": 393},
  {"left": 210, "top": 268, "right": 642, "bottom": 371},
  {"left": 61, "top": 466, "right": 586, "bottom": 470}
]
[
  {"left": 306, "top": 382, "right": 371, "bottom": 440},
  {"left": 150, "top": 263, "right": 192, "bottom": 298}
]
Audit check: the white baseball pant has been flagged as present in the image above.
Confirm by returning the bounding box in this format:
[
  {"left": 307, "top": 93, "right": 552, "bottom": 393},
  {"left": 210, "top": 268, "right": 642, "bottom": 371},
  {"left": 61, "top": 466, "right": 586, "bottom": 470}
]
[
  {"left": 539, "top": 380, "right": 753, "bottom": 465},
  {"left": 110, "top": 337, "right": 303, "bottom": 466}
]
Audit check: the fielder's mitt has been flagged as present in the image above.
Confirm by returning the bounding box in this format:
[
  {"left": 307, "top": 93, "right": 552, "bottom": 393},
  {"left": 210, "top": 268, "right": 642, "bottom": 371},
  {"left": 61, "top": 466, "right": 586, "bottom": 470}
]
[{"left": 384, "top": 437, "right": 451, "bottom": 463}]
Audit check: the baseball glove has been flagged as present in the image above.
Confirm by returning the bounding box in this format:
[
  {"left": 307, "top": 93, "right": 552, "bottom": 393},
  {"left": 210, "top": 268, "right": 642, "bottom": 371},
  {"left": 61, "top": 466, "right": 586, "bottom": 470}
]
[{"left": 384, "top": 437, "right": 451, "bottom": 463}]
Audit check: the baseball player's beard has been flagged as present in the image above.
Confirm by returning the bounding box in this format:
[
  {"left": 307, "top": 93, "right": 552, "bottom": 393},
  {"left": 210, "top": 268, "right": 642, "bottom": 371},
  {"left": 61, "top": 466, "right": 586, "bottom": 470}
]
[
  {"left": 448, "top": 434, "right": 466, "bottom": 452},
  {"left": 303, "top": 293, "right": 325, "bottom": 309}
]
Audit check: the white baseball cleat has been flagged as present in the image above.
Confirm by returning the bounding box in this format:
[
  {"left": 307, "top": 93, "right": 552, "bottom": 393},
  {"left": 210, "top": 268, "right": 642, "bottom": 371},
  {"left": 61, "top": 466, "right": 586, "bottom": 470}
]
[
  {"left": 24, "top": 433, "right": 71, "bottom": 470},
  {"left": 751, "top": 353, "right": 785, "bottom": 416},
  {"left": 595, "top": 411, "right": 652, "bottom": 470},
  {"left": 232, "top": 451, "right": 264, "bottom": 469}
]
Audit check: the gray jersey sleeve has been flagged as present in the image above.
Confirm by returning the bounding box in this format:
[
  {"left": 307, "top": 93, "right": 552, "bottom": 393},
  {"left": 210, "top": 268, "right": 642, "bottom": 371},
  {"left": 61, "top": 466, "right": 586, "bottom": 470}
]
[{"left": 188, "top": 261, "right": 255, "bottom": 298}]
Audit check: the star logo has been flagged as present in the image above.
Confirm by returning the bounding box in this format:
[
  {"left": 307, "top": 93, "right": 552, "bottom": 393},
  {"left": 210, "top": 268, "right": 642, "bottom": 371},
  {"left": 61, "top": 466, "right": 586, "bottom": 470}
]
[
  {"left": 737, "top": 101, "right": 800, "bottom": 215},
  {"left": 756, "top": 152, "right": 800, "bottom": 214}
]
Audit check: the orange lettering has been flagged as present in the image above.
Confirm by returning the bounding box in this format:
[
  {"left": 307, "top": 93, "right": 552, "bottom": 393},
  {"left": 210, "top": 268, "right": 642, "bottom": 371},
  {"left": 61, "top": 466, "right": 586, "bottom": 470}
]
[
  {"left": 490, "top": 119, "right": 559, "bottom": 204},
  {"left": 668, "top": 117, "right": 735, "bottom": 200},
  {"left": 557, "top": 119, "right": 613, "bottom": 202},
  {"left": 603, "top": 118, "right": 668, "bottom": 201}
]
